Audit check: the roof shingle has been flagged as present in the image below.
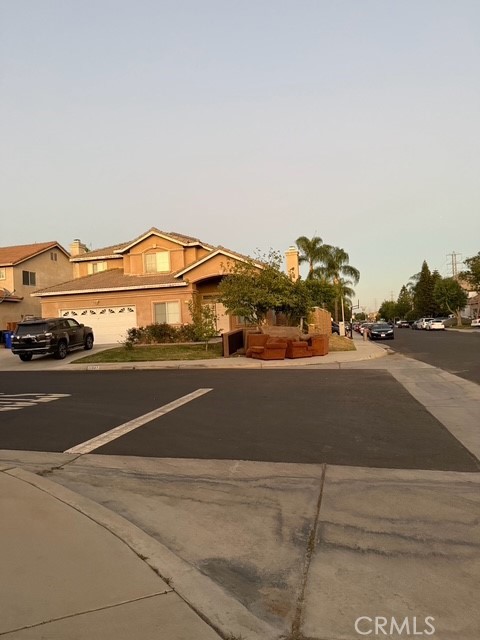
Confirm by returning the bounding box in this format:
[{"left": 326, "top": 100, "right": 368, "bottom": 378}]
[{"left": 0, "top": 242, "right": 68, "bottom": 266}]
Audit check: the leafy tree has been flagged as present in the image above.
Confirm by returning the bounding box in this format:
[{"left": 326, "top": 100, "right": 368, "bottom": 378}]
[
  {"left": 433, "top": 278, "right": 468, "bottom": 326},
  {"left": 396, "top": 285, "right": 413, "bottom": 318},
  {"left": 218, "top": 250, "right": 311, "bottom": 326},
  {"left": 304, "top": 277, "right": 336, "bottom": 309},
  {"left": 378, "top": 300, "right": 397, "bottom": 322},
  {"left": 187, "top": 297, "right": 218, "bottom": 350},
  {"left": 295, "top": 235, "right": 329, "bottom": 280},
  {"left": 414, "top": 261, "right": 435, "bottom": 316},
  {"left": 460, "top": 252, "right": 480, "bottom": 290}
]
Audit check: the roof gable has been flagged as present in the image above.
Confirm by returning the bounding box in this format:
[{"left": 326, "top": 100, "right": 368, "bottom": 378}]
[
  {"left": 175, "top": 248, "right": 261, "bottom": 278},
  {"left": 0, "top": 242, "right": 69, "bottom": 266},
  {"left": 114, "top": 228, "right": 213, "bottom": 254}
]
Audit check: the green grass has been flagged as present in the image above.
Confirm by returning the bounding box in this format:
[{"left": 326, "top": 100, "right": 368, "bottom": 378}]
[{"left": 73, "top": 342, "right": 224, "bottom": 363}]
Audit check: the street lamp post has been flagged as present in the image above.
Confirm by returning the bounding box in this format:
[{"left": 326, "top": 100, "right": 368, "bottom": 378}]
[{"left": 350, "top": 300, "right": 360, "bottom": 339}]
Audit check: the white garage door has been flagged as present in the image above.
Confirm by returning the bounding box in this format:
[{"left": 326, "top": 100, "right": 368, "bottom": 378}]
[{"left": 60, "top": 306, "right": 137, "bottom": 344}]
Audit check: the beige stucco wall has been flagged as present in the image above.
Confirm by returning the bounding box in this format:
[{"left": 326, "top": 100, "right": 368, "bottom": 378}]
[
  {"left": 40, "top": 286, "right": 197, "bottom": 328},
  {"left": 1, "top": 251, "right": 72, "bottom": 329},
  {"left": 74, "top": 257, "right": 122, "bottom": 278},
  {"left": 181, "top": 254, "right": 235, "bottom": 284}
]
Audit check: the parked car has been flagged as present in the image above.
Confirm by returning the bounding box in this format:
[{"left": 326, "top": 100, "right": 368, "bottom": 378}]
[
  {"left": 11, "top": 317, "right": 94, "bottom": 361},
  {"left": 332, "top": 321, "right": 340, "bottom": 335},
  {"left": 471, "top": 318, "right": 480, "bottom": 328},
  {"left": 396, "top": 319, "right": 411, "bottom": 328},
  {"left": 425, "top": 318, "right": 446, "bottom": 331},
  {"left": 413, "top": 317, "right": 435, "bottom": 330},
  {"left": 367, "top": 322, "right": 394, "bottom": 340}
]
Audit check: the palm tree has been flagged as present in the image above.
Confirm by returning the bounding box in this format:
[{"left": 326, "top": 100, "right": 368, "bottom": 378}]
[
  {"left": 295, "top": 236, "right": 330, "bottom": 280},
  {"left": 315, "top": 246, "right": 360, "bottom": 322}
]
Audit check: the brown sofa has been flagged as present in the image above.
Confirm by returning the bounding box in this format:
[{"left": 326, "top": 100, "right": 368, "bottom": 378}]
[
  {"left": 245, "top": 333, "right": 269, "bottom": 358},
  {"left": 250, "top": 337, "right": 288, "bottom": 360},
  {"left": 285, "top": 339, "right": 312, "bottom": 359}
]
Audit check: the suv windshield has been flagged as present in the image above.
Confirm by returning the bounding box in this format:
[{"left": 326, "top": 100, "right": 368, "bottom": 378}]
[{"left": 16, "top": 323, "right": 48, "bottom": 336}]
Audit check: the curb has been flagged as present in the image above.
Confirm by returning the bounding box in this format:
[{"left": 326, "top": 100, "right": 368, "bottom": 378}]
[{"left": 5, "top": 467, "right": 280, "bottom": 640}]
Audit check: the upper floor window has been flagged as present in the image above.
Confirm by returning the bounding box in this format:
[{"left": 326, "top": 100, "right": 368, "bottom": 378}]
[
  {"left": 22, "top": 270, "right": 36, "bottom": 286},
  {"left": 145, "top": 251, "right": 170, "bottom": 273},
  {"left": 88, "top": 261, "right": 107, "bottom": 275},
  {"left": 50, "top": 252, "right": 58, "bottom": 261},
  {"left": 0, "top": 268, "right": 5, "bottom": 280}
]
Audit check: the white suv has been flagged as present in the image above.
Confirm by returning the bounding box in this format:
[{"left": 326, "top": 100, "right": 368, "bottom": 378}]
[{"left": 417, "top": 317, "right": 435, "bottom": 330}]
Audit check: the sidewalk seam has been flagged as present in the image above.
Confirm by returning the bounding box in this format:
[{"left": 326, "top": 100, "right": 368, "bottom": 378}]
[
  {"left": 290, "top": 463, "right": 327, "bottom": 639},
  {"left": 0, "top": 591, "right": 172, "bottom": 637}
]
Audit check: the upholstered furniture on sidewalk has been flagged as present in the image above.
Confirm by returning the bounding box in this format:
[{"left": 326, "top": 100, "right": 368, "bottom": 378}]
[
  {"left": 285, "top": 339, "right": 312, "bottom": 359},
  {"left": 250, "top": 337, "right": 288, "bottom": 360},
  {"left": 307, "top": 334, "right": 329, "bottom": 356}
]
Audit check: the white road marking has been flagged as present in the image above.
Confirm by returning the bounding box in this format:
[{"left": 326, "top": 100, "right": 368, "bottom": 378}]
[
  {"left": 64, "top": 388, "right": 213, "bottom": 454},
  {"left": 0, "top": 393, "right": 70, "bottom": 412}
]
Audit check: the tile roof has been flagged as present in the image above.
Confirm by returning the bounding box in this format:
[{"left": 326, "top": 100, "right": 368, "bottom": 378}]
[
  {"left": 0, "top": 242, "right": 68, "bottom": 266},
  {"left": 33, "top": 269, "right": 184, "bottom": 296},
  {"left": 72, "top": 228, "right": 214, "bottom": 261}
]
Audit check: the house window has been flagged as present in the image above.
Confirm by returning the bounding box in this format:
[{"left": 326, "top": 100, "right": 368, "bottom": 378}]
[
  {"left": 87, "top": 261, "right": 107, "bottom": 274},
  {"left": 22, "top": 270, "right": 36, "bottom": 286},
  {"left": 50, "top": 252, "right": 58, "bottom": 261},
  {"left": 0, "top": 268, "right": 5, "bottom": 280},
  {"left": 154, "top": 301, "right": 181, "bottom": 324},
  {"left": 145, "top": 251, "right": 170, "bottom": 273}
]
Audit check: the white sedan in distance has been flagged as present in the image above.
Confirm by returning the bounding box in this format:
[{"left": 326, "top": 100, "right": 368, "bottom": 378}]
[{"left": 426, "top": 319, "right": 446, "bottom": 331}]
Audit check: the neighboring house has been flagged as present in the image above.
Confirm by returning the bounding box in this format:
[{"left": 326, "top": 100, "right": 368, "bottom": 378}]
[
  {"left": 0, "top": 242, "right": 72, "bottom": 331},
  {"left": 33, "top": 228, "right": 256, "bottom": 344},
  {"left": 467, "top": 292, "right": 479, "bottom": 319}
]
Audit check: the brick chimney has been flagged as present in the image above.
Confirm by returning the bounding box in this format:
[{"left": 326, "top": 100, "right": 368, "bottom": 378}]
[
  {"left": 69, "top": 239, "right": 88, "bottom": 257},
  {"left": 285, "top": 246, "right": 300, "bottom": 281}
]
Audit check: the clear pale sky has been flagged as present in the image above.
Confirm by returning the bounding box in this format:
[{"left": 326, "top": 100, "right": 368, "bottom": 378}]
[{"left": 1, "top": 0, "right": 479, "bottom": 311}]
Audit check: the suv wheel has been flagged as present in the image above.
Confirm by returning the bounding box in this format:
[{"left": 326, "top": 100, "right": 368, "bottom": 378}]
[
  {"left": 84, "top": 334, "right": 94, "bottom": 350},
  {"left": 19, "top": 353, "right": 33, "bottom": 362},
  {"left": 55, "top": 341, "right": 68, "bottom": 360}
]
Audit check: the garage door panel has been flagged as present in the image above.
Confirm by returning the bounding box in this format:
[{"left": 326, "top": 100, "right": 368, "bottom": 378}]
[{"left": 61, "top": 307, "right": 137, "bottom": 344}]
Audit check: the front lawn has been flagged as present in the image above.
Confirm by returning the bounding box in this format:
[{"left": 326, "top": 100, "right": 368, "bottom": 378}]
[{"left": 73, "top": 342, "right": 224, "bottom": 363}]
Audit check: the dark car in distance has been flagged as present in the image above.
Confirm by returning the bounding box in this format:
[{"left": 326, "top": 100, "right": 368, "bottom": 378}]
[
  {"left": 11, "top": 317, "right": 94, "bottom": 361},
  {"left": 367, "top": 322, "right": 394, "bottom": 340}
]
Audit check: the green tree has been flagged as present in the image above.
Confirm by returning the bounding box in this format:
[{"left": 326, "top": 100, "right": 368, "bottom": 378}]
[
  {"left": 315, "top": 246, "right": 360, "bottom": 321},
  {"left": 218, "top": 250, "right": 311, "bottom": 326},
  {"left": 378, "top": 300, "right": 397, "bottom": 322},
  {"left": 433, "top": 278, "right": 468, "bottom": 326},
  {"left": 187, "top": 296, "right": 219, "bottom": 350},
  {"left": 396, "top": 285, "right": 413, "bottom": 319},
  {"left": 414, "top": 261, "right": 435, "bottom": 317},
  {"left": 295, "top": 235, "right": 329, "bottom": 280},
  {"left": 460, "top": 252, "right": 480, "bottom": 291}
]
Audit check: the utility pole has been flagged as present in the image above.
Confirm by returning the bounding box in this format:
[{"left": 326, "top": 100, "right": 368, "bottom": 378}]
[
  {"left": 350, "top": 300, "right": 360, "bottom": 339},
  {"left": 447, "top": 251, "right": 462, "bottom": 278}
]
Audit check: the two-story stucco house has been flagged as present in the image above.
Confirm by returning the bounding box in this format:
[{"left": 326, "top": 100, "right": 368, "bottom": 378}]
[
  {"left": 33, "top": 228, "right": 256, "bottom": 344},
  {"left": 0, "top": 242, "right": 72, "bottom": 331}
]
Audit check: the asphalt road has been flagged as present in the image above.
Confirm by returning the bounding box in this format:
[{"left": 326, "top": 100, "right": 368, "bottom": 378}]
[
  {"left": 384, "top": 327, "right": 480, "bottom": 384},
  {"left": 0, "top": 370, "right": 478, "bottom": 472}
]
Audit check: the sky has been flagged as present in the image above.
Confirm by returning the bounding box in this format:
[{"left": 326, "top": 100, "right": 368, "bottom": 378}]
[{"left": 1, "top": 0, "right": 479, "bottom": 311}]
